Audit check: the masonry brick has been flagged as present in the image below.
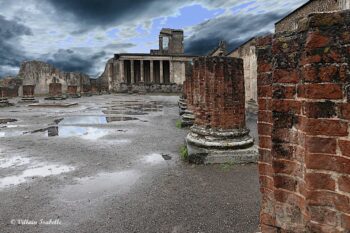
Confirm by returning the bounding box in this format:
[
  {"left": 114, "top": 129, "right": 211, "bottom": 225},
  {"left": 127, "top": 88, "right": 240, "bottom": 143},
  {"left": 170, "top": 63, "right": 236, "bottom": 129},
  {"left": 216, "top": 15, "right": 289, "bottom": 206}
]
[
  {"left": 297, "top": 83, "right": 343, "bottom": 99},
  {"left": 338, "top": 175, "right": 350, "bottom": 193},
  {"left": 257, "top": 10, "right": 350, "bottom": 232},
  {"left": 305, "top": 173, "right": 336, "bottom": 191}
]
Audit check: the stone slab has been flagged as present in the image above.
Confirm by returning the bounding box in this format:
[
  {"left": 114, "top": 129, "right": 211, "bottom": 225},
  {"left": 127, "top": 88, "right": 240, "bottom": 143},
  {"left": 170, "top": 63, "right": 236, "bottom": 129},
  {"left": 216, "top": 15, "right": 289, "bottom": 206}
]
[
  {"left": 186, "top": 142, "right": 258, "bottom": 164},
  {"left": 28, "top": 103, "right": 78, "bottom": 108}
]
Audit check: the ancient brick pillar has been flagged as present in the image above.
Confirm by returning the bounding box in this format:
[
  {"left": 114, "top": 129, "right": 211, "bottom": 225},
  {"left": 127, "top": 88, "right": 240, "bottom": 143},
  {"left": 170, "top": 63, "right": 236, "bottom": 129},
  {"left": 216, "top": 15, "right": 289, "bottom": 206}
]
[
  {"left": 49, "top": 83, "right": 62, "bottom": 97},
  {"left": 180, "top": 62, "right": 195, "bottom": 127},
  {"left": 20, "top": 85, "right": 37, "bottom": 103},
  {"left": 23, "top": 85, "right": 35, "bottom": 97},
  {"left": 186, "top": 56, "right": 257, "bottom": 164},
  {"left": 67, "top": 85, "right": 79, "bottom": 98},
  {"left": 257, "top": 11, "right": 350, "bottom": 232}
]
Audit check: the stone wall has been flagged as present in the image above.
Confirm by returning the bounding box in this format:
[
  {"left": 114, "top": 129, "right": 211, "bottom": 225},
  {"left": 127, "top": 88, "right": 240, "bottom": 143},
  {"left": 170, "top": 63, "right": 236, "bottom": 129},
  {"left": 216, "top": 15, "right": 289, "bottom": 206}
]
[
  {"left": 18, "top": 61, "right": 91, "bottom": 96},
  {"left": 229, "top": 38, "right": 258, "bottom": 109},
  {"left": 257, "top": 10, "right": 350, "bottom": 232},
  {"left": 275, "top": 0, "right": 348, "bottom": 33}
]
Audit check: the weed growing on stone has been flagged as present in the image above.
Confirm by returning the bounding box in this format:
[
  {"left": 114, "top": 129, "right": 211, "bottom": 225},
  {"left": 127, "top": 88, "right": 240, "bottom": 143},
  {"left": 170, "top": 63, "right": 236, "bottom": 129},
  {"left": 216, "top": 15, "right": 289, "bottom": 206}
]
[
  {"left": 176, "top": 119, "right": 182, "bottom": 129},
  {"left": 179, "top": 145, "right": 188, "bottom": 161}
]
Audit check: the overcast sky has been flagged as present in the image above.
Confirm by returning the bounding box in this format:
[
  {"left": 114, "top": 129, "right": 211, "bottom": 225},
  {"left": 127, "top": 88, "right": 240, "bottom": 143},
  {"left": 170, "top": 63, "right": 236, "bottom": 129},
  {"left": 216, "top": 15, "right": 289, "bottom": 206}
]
[{"left": 0, "top": 0, "right": 307, "bottom": 78}]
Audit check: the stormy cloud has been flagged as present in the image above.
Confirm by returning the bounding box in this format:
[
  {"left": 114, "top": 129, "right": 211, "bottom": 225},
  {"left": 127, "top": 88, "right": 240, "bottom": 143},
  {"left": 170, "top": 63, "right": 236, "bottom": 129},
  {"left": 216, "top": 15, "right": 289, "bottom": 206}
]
[
  {"left": 0, "top": 15, "right": 32, "bottom": 76},
  {"left": 185, "top": 12, "right": 283, "bottom": 55}
]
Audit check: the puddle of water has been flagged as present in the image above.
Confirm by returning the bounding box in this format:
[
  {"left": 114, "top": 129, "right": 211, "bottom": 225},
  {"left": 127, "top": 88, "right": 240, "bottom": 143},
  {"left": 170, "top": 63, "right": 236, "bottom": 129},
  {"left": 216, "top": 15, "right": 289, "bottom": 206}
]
[
  {"left": 102, "top": 110, "right": 148, "bottom": 116},
  {"left": 143, "top": 153, "right": 172, "bottom": 164},
  {"left": 0, "top": 156, "right": 31, "bottom": 168},
  {"left": 0, "top": 164, "right": 75, "bottom": 188},
  {"left": 143, "top": 153, "right": 165, "bottom": 164},
  {"left": 60, "top": 116, "right": 107, "bottom": 125},
  {"left": 0, "top": 131, "right": 23, "bottom": 138},
  {"left": 61, "top": 170, "right": 140, "bottom": 202},
  {"left": 60, "top": 116, "right": 139, "bottom": 125},
  {"left": 46, "top": 126, "right": 109, "bottom": 139}
]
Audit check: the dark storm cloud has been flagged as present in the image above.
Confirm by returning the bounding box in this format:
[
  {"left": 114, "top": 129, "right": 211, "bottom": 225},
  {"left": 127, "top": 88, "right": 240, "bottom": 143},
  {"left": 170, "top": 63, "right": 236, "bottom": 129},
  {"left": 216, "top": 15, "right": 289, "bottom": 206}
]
[
  {"left": 185, "top": 12, "right": 283, "bottom": 55},
  {"left": 46, "top": 0, "right": 174, "bottom": 27},
  {"left": 0, "top": 15, "right": 32, "bottom": 76},
  {"left": 44, "top": 49, "right": 107, "bottom": 75}
]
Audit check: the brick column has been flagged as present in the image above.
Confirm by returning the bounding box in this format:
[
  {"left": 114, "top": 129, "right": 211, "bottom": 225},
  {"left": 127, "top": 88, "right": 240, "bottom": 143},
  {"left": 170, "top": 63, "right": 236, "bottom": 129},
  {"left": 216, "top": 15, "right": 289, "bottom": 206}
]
[
  {"left": 180, "top": 61, "right": 195, "bottom": 127},
  {"left": 186, "top": 56, "right": 257, "bottom": 164},
  {"left": 257, "top": 10, "right": 350, "bottom": 232}
]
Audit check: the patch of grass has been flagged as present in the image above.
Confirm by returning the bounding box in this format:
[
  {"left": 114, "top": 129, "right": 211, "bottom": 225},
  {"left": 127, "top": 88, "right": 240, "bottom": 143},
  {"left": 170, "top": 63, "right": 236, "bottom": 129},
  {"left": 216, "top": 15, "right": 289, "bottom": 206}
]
[
  {"left": 176, "top": 119, "right": 182, "bottom": 129},
  {"left": 179, "top": 145, "right": 188, "bottom": 161}
]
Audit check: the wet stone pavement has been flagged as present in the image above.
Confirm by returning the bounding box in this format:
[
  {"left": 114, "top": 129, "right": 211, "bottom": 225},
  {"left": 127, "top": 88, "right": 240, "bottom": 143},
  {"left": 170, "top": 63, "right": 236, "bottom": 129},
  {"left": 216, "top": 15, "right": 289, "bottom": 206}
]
[{"left": 0, "top": 95, "right": 260, "bottom": 233}]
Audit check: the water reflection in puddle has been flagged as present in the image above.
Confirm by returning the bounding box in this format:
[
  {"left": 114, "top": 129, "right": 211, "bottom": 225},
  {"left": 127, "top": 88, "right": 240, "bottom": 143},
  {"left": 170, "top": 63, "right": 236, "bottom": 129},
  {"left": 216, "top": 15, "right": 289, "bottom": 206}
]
[
  {"left": 143, "top": 153, "right": 172, "bottom": 164},
  {"left": 0, "top": 156, "right": 31, "bottom": 168},
  {"left": 0, "top": 131, "right": 23, "bottom": 138},
  {"left": 60, "top": 116, "right": 138, "bottom": 125},
  {"left": 0, "top": 163, "right": 74, "bottom": 188},
  {"left": 61, "top": 170, "right": 140, "bottom": 202}
]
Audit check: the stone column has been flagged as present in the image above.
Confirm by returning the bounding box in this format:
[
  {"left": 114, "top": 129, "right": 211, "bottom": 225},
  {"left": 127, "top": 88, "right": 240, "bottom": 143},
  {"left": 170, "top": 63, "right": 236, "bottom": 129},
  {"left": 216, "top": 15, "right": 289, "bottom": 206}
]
[
  {"left": 130, "top": 60, "right": 135, "bottom": 84},
  {"left": 160, "top": 60, "right": 164, "bottom": 84},
  {"left": 150, "top": 60, "right": 154, "bottom": 83},
  {"left": 120, "top": 60, "right": 125, "bottom": 83},
  {"left": 170, "top": 60, "right": 174, "bottom": 83},
  {"left": 186, "top": 56, "right": 257, "bottom": 164},
  {"left": 140, "top": 60, "right": 144, "bottom": 83}
]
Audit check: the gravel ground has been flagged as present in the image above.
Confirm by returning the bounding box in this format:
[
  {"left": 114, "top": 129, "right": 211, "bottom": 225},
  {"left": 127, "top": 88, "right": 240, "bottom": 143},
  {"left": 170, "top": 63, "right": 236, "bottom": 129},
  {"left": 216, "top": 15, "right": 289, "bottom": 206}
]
[{"left": 0, "top": 94, "right": 260, "bottom": 233}]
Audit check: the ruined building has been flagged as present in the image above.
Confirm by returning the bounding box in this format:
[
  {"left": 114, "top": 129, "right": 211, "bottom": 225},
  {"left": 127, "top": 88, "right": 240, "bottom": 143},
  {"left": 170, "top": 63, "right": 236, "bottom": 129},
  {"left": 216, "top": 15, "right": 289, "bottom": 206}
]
[
  {"left": 98, "top": 29, "right": 196, "bottom": 93},
  {"left": 226, "top": 0, "right": 350, "bottom": 111},
  {"left": 17, "top": 61, "right": 92, "bottom": 97}
]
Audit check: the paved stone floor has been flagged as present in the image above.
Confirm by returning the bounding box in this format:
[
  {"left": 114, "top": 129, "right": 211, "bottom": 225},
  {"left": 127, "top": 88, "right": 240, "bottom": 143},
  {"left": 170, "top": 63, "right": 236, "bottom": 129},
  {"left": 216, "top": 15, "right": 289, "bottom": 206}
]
[{"left": 0, "top": 94, "right": 260, "bottom": 233}]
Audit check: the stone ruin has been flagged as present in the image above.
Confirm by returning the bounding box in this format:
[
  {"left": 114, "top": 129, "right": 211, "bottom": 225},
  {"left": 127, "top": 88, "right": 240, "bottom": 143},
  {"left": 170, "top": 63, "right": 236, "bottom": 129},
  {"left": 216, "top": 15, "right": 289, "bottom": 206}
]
[
  {"left": 257, "top": 10, "right": 350, "bottom": 232},
  {"left": 184, "top": 56, "right": 258, "bottom": 164}
]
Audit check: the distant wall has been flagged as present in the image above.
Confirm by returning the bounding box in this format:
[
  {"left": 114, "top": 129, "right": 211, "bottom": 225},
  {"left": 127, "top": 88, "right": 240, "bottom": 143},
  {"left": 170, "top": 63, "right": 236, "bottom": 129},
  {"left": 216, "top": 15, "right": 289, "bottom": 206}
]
[{"left": 229, "top": 39, "right": 257, "bottom": 107}]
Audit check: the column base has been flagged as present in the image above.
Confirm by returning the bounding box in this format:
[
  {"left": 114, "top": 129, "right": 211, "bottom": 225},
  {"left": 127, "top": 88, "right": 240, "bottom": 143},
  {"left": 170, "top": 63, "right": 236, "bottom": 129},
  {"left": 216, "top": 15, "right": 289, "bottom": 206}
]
[
  {"left": 19, "top": 97, "right": 39, "bottom": 103},
  {"left": 44, "top": 95, "right": 67, "bottom": 100},
  {"left": 0, "top": 99, "right": 12, "bottom": 107},
  {"left": 186, "top": 125, "right": 258, "bottom": 164},
  {"left": 181, "top": 110, "right": 194, "bottom": 127}
]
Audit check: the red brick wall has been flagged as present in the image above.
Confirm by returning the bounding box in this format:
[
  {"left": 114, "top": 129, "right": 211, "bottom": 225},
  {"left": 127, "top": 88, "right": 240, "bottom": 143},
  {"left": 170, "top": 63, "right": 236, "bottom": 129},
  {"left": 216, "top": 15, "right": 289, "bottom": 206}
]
[
  {"left": 0, "top": 87, "right": 18, "bottom": 98},
  {"left": 191, "top": 57, "right": 245, "bottom": 129},
  {"left": 257, "top": 11, "right": 350, "bottom": 232}
]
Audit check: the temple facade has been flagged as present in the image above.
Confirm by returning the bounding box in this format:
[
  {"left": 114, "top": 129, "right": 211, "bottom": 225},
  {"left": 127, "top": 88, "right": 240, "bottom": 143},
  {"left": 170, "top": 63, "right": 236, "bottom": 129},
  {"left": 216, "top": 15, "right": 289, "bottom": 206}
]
[{"left": 99, "top": 29, "right": 196, "bottom": 93}]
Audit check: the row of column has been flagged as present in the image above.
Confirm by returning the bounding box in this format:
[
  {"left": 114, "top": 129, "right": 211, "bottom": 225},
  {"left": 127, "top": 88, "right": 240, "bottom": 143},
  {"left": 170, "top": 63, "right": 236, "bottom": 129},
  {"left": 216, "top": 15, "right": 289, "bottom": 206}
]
[{"left": 119, "top": 60, "right": 171, "bottom": 84}]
